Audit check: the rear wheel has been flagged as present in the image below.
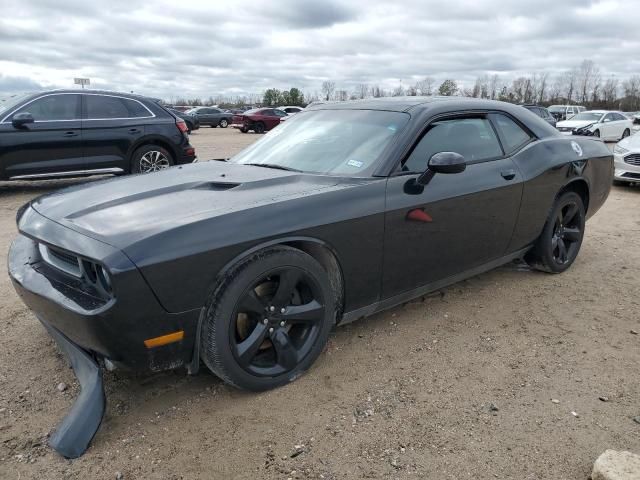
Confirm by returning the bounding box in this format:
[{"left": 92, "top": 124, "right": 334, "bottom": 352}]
[
  {"left": 131, "top": 145, "right": 173, "bottom": 174},
  {"left": 219, "top": 119, "right": 229, "bottom": 128},
  {"left": 239, "top": 127, "right": 248, "bottom": 133},
  {"left": 525, "top": 191, "right": 585, "bottom": 273},
  {"left": 201, "top": 246, "right": 335, "bottom": 391},
  {"left": 254, "top": 122, "right": 266, "bottom": 134}
]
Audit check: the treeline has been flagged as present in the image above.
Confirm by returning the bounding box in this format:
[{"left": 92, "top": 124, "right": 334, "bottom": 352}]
[{"left": 165, "top": 59, "right": 640, "bottom": 111}]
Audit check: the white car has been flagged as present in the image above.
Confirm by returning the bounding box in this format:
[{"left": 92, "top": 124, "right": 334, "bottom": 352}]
[
  {"left": 556, "top": 110, "right": 633, "bottom": 141},
  {"left": 277, "top": 106, "right": 304, "bottom": 115},
  {"left": 613, "top": 133, "right": 640, "bottom": 185},
  {"left": 631, "top": 114, "right": 640, "bottom": 136}
]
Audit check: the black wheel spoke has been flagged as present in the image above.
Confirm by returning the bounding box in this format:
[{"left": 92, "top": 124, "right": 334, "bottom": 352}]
[
  {"left": 282, "top": 300, "right": 324, "bottom": 324},
  {"left": 557, "top": 238, "right": 568, "bottom": 262},
  {"left": 235, "top": 323, "right": 268, "bottom": 366},
  {"left": 271, "top": 329, "right": 298, "bottom": 370},
  {"left": 271, "top": 270, "right": 302, "bottom": 307},
  {"left": 239, "top": 289, "right": 266, "bottom": 314},
  {"left": 563, "top": 203, "right": 578, "bottom": 224},
  {"left": 563, "top": 227, "right": 581, "bottom": 242}
]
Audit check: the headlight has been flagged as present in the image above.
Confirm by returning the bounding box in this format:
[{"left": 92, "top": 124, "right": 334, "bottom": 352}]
[{"left": 614, "top": 145, "right": 629, "bottom": 155}]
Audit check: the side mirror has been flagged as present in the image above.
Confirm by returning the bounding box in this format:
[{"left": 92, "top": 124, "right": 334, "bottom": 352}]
[
  {"left": 416, "top": 152, "right": 466, "bottom": 185},
  {"left": 12, "top": 112, "right": 35, "bottom": 128},
  {"left": 603, "top": 118, "right": 610, "bottom": 123}
]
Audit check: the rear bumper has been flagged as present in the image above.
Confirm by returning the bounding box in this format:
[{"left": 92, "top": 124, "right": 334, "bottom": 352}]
[
  {"left": 9, "top": 221, "right": 201, "bottom": 373},
  {"left": 41, "top": 320, "right": 105, "bottom": 458},
  {"left": 176, "top": 144, "right": 197, "bottom": 165}
]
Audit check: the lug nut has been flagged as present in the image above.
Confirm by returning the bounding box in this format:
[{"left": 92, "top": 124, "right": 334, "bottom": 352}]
[
  {"left": 269, "top": 327, "right": 274, "bottom": 333},
  {"left": 280, "top": 321, "right": 285, "bottom": 327},
  {"left": 269, "top": 306, "right": 275, "bottom": 312},
  {"left": 263, "top": 319, "right": 268, "bottom": 324},
  {"left": 280, "top": 307, "right": 286, "bottom": 313}
]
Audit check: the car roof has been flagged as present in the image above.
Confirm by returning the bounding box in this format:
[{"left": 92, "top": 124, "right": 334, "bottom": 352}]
[{"left": 24, "top": 89, "right": 154, "bottom": 102}]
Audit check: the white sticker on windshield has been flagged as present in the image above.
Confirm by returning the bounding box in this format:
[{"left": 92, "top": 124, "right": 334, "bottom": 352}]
[{"left": 347, "top": 159, "right": 364, "bottom": 168}]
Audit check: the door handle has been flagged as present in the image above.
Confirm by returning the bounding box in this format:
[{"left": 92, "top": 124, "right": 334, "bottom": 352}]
[
  {"left": 128, "top": 128, "right": 141, "bottom": 134},
  {"left": 63, "top": 131, "right": 79, "bottom": 137},
  {"left": 500, "top": 169, "right": 517, "bottom": 180}
]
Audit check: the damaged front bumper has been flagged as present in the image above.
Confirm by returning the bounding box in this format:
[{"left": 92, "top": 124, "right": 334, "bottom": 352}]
[{"left": 41, "top": 320, "right": 105, "bottom": 458}]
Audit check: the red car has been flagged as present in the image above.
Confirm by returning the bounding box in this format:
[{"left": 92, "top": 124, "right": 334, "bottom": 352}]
[{"left": 231, "top": 108, "right": 288, "bottom": 133}]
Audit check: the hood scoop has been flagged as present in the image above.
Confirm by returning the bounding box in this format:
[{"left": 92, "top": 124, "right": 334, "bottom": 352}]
[{"left": 64, "top": 181, "right": 240, "bottom": 220}]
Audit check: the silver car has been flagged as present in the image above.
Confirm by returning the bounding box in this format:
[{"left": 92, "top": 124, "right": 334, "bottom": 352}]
[{"left": 613, "top": 132, "right": 640, "bottom": 185}]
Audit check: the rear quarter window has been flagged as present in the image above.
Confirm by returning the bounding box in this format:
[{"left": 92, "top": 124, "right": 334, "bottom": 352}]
[{"left": 490, "top": 113, "right": 532, "bottom": 155}]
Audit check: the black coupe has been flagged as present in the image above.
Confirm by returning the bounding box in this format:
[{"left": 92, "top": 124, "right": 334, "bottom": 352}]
[{"left": 9, "top": 97, "right": 612, "bottom": 457}]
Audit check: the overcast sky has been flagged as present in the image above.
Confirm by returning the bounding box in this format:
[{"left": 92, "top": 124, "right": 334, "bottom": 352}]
[{"left": 1, "top": 0, "right": 638, "bottom": 99}]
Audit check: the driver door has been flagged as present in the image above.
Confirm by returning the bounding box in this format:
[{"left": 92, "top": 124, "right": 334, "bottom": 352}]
[{"left": 382, "top": 114, "right": 524, "bottom": 299}]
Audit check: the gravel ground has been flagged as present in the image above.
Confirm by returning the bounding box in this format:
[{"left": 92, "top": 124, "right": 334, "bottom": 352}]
[{"left": 0, "top": 128, "right": 639, "bottom": 480}]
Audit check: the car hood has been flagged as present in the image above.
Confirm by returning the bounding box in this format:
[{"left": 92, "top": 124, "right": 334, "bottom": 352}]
[
  {"left": 29, "top": 161, "right": 342, "bottom": 250},
  {"left": 617, "top": 132, "right": 640, "bottom": 151},
  {"left": 556, "top": 120, "right": 595, "bottom": 129}
]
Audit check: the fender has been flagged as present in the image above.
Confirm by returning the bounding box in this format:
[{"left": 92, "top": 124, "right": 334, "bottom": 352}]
[
  {"left": 187, "top": 235, "right": 345, "bottom": 375},
  {"left": 128, "top": 133, "right": 181, "bottom": 162}
]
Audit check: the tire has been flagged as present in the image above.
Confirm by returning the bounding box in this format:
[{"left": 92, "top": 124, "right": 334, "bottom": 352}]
[
  {"left": 525, "top": 191, "right": 586, "bottom": 273},
  {"left": 219, "top": 119, "right": 229, "bottom": 128},
  {"left": 201, "top": 246, "right": 335, "bottom": 391},
  {"left": 131, "top": 145, "right": 174, "bottom": 174},
  {"left": 239, "top": 127, "right": 248, "bottom": 133},
  {"left": 613, "top": 180, "right": 628, "bottom": 186},
  {"left": 622, "top": 129, "right": 630, "bottom": 139},
  {"left": 593, "top": 129, "right": 600, "bottom": 138},
  {"left": 254, "top": 122, "right": 266, "bottom": 134}
]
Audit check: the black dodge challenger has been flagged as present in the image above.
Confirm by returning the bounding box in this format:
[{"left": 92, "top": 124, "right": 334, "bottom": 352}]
[{"left": 9, "top": 97, "right": 612, "bottom": 457}]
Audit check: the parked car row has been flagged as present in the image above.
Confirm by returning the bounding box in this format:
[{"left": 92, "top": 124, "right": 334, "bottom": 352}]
[{"left": 556, "top": 110, "right": 632, "bottom": 140}]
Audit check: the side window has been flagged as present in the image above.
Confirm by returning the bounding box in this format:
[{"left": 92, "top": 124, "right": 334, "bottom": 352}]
[
  {"left": 490, "top": 113, "right": 532, "bottom": 155},
  {"left": 603, "top": 113, "right": 614, "bottom": 122},
  {"left": 209, "top": 108, "right": 220, "bottom": 114},
  {"left": 14, "top": 94, "right": 80, "bottom": 121},
  {"left": 274, "top": 109, "right": 288, "bottom": 117},
  {"left": 615, "top": 113, "right": 627, "bottom": 121},
  {"left": 403, "top": 117, "right": 503, "bottom": 172},
  {"left": 85, "top": 95, "right": 130, "bottom": 119}
]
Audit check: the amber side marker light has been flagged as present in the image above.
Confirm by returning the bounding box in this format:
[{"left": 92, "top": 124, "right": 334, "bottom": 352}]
[{"left": 144, "top": 331, "right": 184, "bottom": 349}]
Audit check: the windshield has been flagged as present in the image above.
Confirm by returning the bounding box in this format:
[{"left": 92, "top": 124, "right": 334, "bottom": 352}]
[
  {"left": 0, "top": 93, "right": 34, "bottom": 116},
  {"left": 230, "top": 109, "right": 409, "bottom": 175},
  {"left": 570, "top": 112, "right": 603, "bottom": 122},
  {"left": 548, "top": 106, "right": 565, "bottom": 113}
]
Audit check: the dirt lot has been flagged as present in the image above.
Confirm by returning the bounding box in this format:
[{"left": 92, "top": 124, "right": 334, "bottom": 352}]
[{"left": 0, "top": 128, "right": 639, "bottom": 480}]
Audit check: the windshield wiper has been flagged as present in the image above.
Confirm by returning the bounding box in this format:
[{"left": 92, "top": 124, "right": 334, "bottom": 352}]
[{"left": 243, "top": 163, "right": 302, "bottom": 172}]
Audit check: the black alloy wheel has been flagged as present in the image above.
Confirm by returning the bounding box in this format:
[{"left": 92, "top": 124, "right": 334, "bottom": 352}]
[
  {"left": 254, "top": 122, "right": 266, "bottom": 134},
  {"left": 526, "top": 191, "right": 585, "bottom": 273},
  {"left": 230, "top": 268, "right": 325, "bottom": 377},
  {"left": 201, "top": 246, "right": 335, "bottom": 391}
]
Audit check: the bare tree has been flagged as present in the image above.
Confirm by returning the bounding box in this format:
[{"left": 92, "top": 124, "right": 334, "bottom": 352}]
[
  {"left": 392, "top": 85, "right": 405, "bottom": 96},
  {"left": 415, "top": 77, "right": 435, "bottom": 96},
  {"left": 321, "top": 81, "right": 336, "bottom": 101},
  {"left": 602, "top": 77, "right": 619, "bottom": 107},
  {"left": 537, "top": 72, "right": 549, "bottom": 103},
  {"left": 406, "top": 85, "right": 418, "bottom": 96},
  {"left": 371, "top": 85, "right": 384, "bottom": 97},
  {"left": 354, "top": 83, "right": 369, "bottom": 99},
  {"left": 489, "top": 74, "right": 500, "bottom": 100},
  {"left": 563, "top": 68, "right": 578, "bottom": 103},
  {"left": 577, "top": 59, "right": 599, "bottom": 104}
]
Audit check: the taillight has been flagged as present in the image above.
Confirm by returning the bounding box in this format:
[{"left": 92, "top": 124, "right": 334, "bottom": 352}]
[{"left": 176, "top": 119, "right": 188, "bottom": 133}]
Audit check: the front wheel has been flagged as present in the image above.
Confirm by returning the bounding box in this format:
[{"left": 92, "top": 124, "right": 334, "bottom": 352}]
[
  {"left": 525, "top": 191, "right": 585, "bottom": 273},
  {"left": 219, "top": 119, "right": 229, "bottom": 128},
  {"left": 201, "top": 246, "right": 335, "bottom": 391},
  {"left": 254, "top": 122, "right": 266, "bottom": 134}
]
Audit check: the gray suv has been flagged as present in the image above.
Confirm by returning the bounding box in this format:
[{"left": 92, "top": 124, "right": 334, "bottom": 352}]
[{"left": 186, "top": 107, "right": 233, "bottom": 128}]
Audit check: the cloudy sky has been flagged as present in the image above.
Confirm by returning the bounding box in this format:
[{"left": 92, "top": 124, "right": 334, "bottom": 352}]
[{"left": 0, "top": 0, "right": 638, "bottom": 100}]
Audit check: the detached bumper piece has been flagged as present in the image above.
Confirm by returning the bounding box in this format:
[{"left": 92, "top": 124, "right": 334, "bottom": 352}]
[{"left": 42, "top": 321, "right": 105, "bottom": 458}]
